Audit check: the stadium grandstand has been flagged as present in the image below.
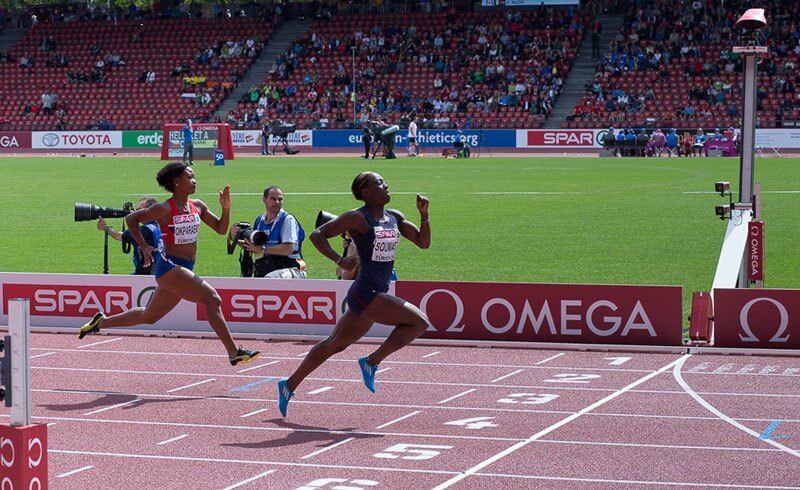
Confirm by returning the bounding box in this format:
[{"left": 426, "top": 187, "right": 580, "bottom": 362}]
[{"left": 565, "top": 0, "right": 800, "bottom": 130}]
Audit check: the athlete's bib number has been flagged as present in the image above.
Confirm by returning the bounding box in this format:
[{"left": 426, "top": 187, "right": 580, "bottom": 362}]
[
  {"left": 172, "top": 214, "right": 201, "bottom": 245},
  {"left": 372, "top": 226, "right": 398, "bottom": 262}
]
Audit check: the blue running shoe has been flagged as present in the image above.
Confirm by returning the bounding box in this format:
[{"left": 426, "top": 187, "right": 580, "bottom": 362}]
[
  {"left": 277, "top": 379, "right": 294, "bottom": 417},
  {"left": 358, "top": 356, "right": 378, "bottom": 393}
]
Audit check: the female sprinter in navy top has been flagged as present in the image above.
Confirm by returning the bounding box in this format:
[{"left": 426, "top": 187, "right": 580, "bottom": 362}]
[
  {"left": 277, "top": 171, "right": 430, "bottom": 416},
  {"left": 78, "top": 162, "right": 260, "bottom": 366}
]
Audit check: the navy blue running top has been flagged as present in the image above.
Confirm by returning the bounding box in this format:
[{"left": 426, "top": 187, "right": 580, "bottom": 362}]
[{"left": 352, "top": 207, "right": 400, "bottom": 288}]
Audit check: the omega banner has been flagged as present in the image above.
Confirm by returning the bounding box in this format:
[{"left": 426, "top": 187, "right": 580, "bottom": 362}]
[
  {"left": 397, "top": 281, "right": 683, "bottom": 345},
  {"left": 714, "top": 289, "right": 800, "bottom": 349},
  {"left": 0, "top": 273, "right": 685, "bottom": 346}
]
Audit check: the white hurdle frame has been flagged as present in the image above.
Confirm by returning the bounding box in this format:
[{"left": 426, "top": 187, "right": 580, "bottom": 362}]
[{"left": 8, "top": 298, "right": 31, "bottom": 427}]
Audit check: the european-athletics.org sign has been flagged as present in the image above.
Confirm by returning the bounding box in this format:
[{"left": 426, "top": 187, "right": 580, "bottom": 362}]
[{"left": 312, "top": 129, "right": 516, "bottom": 148}]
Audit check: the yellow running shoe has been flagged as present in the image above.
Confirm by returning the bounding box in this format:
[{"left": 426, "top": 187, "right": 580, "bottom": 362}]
[
  {"left": 78, "top": 312, "right": 104, "bottom": 340},
  {"left": 229, "top": 347, "right": 261, "bottom": 366}
]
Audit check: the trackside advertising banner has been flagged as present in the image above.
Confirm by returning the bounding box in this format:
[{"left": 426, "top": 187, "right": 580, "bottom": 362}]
[
  {"left": 0, "top": 131, "right": 32, "bottom": 149},
  {"left": 713, "top": 289, "right": 800, "bottom": 349},
  {"left": 122, "top": 130, "right": 163, "bottom": 148},
  {"left": 0, "top": 273, "right": 393, "bottom": 337},
  {"left": 231, "top": 129, "right": 313, "bottom": 148},
  {"left": 1, "top": 273, "right": 684, "bottom": 345},
  {"left": 399, "top": 281, "right": 684, "bottom": 345},
  {"left": 32, "top": 131, "right": 122, "bottom": 149},
  {"left": 516, "top": 130, "right": 604, "bottom": 148},
  {"left": 312, "top": 129, "right": 515, "bottom": 148}
]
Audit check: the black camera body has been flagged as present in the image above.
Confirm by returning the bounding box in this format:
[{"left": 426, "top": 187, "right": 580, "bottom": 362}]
[
  {"left": 74, "top": 202, "right": 134, "bottom": 222},
  {"left": 228, "top": 221, "right": 269, "bottom": 278},
  {"left": 270, "top": 121, "right": 296, "bottom": 139},
  {"left": 227, "top": 221, "right": 267, "bottom": 255}
]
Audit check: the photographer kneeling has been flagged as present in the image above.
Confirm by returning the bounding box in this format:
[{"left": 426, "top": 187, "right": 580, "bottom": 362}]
[
  {"left": 96, "top": 196, "right": 163, "bottom": 275},
  {"left": 230, "top": 185, "right": 306, "bottom": 278}
]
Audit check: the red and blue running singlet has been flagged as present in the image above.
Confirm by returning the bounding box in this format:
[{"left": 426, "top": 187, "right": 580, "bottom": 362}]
[{"left": 160, "top": 198, "right": 201, "bottom": 245}]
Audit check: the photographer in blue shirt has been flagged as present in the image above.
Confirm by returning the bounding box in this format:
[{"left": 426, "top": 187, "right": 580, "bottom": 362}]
[
  {"left": 230, "top": 185, "right": 306, "bottom": 278},
  {"left": 96, "top": 196, "right": 163, "bottom": 275}
]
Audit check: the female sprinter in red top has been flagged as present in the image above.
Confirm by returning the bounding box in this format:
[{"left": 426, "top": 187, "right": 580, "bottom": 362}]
[
  {"left": 78, "top": 162, "right": 260, "bottom": 366},
  {"left": 277, "top": 171, "right": 430, "bottom": 416}
]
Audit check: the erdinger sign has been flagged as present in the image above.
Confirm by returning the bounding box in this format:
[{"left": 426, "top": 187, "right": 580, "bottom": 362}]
[
  {"left": 0, "top": 424, "right": 48, "bottom": 490},
  {"left": 397, "top": 281, "right": 683, "bottom": 345},
  {"left": 714, "top": 289, "right": 800, "bottom": 349}
]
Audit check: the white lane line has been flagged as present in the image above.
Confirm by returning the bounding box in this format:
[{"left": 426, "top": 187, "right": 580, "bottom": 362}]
[
  {"left": 541, "top": 438, "right": 782, "bottom": 452},
  {"left": 375, "top": 411, "right": 422, "bottom": 429},
  {"left": 300, "top": 437, "right": 356, "bottom": 460},
  {"left": 684, "top": 190, "right": 800, "bottom": 195},
  {"left": 308, "top": 386, "right": 333, "bottom": 395},
  {"left": 83, "top": 398, "right": 140, "bottom": 416},
  {"left": 491, "top": 369, "right": 525, "bottom": 383},
  {"left": 77, "top": 337, "right": 123, "bottom": 349},
  {"left": 473, "top": 472, "right": 800, "bottom": 489},
  {"left": 673, "top": 355, "right": 800, "bottom": 459},
  {"left": 31, "top": 352, "right": 57, "bottom": 359},
  {"left": 166, "top": 378, "right": 216, "bottom": 393},
  {"left": 296, "top": 351, "right": 310, "bottom": 357},
  {"left": 535, "top": 352, "right": 565, "bottom": 364},
  {"left": 422, "top": 351, "right": 442, "bottom": 358},
  {"left": 16, "top": 413, "right": 525, "bottom": 443},
  {"left": 240, "top": 408, "right": 269, "bottom": 418},
  {"left": 470, "top": 191, "right": 580, "bottom": 195},
  {"left": 47, "top": 422, "right": 57, "bottom": 427},
  {"left": 223, "top": 470, "right": 276, "bottom": 490},
  {"left": 431, "top": 354, "right": 690, "bottom": 490},
  {"left": 376, "top": 367, "right": 392, "bottom": 374},
  {"left": 56, "top": 466, "right": 94, "bottom": 478},
  {"left": 238, "top": 360, "right": 280, "bottom": 373},
  {"left": 49, "top": 449, "right": 459, "bottom": 475},
  {"left": 157, "top": 434, "right": 188, "bottom": 446},
  {"left": 31, "top": 366, "right": 800, "bottom": 396},
  {"left": 31, "top": 348, "right": 657, "bottom": 372},
  {"left": 438, "top": 389, "right": 477, "bottom": 405}
]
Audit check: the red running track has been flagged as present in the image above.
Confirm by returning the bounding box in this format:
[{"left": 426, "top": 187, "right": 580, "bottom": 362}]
[{"left": 3, "top": 333, "right": 800, "bottom": 489}]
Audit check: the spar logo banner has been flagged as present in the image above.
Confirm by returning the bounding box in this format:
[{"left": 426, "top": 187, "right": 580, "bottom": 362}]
[
  {"left": 32, "top": 131, "right": 122, "bottom": 149},
  {"left": 231, "top": 130, "right": 313, "bottom": 148},
  {"left": 516, "top": 130, "right": 602, "bottom": 148},
  {"left": 0, "top": 131, "right": 32, "bottom": 149},
  {"left": 0, "top": 273, "right": 393, "bottom": 337},
  {"left": 198, "top": 287, "right": 337, "bottom": 325},
  {"left": 714, "top": 289, "right": 800, "bottom": 349},
  {"left": 397, "top": 281, "right": 683, "bottom": 345}
]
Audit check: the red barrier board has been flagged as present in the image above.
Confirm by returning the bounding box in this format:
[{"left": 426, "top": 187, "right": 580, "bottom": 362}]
[
  {"left": 0, "top": 424, "right": 48, "bottom": 489},
  {"left": 526, "top": 130, "right": 596, "bottom": 147},
  {"left": 0, "top": 132, "right": 32, "bottom": 149},
  {"left": 747, "top": 221, "right": 764, "bottom": 281},
  {"left": 198, "top": 288, "right": 337, "bottom": 325},
  {"left": 714, "top": 289, "right": 800, "bottom": 348},
  {"left": 2, "top": 283, "right": 133, "bottom": 317},
  {"left": 397, "top": 281, "right": 683, "bottom": 345}
]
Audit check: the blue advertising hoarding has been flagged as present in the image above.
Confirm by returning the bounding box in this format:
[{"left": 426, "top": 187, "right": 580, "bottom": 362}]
[{"left": 312, "top": 129, "right": 516, "bottom": 148}]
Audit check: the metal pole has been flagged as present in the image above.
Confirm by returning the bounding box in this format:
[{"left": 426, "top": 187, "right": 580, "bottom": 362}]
[{"left": 738, "top": 53, "right": 757, "bottom": 204}]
